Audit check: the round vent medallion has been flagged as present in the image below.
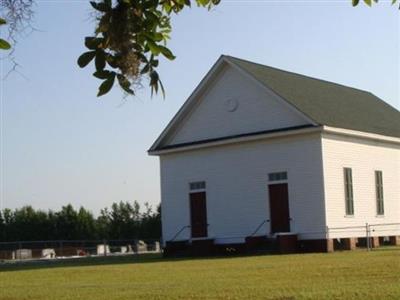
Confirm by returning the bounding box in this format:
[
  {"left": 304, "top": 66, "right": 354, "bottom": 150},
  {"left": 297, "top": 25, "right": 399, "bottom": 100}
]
[{"left": 225, "top": 98, "right": 239, "bottom": 112}]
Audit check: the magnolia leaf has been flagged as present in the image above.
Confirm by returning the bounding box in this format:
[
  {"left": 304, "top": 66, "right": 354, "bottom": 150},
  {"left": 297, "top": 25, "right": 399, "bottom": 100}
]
[
  {"left": 158, "top": 45, "right": 175, "bottom": 60},
  {"left": 147, "top": 40, "right": 161, "bottom": 55},
  {"left": 0, "top": 38, "right": 11, "bottom": 50},
  {"left": 90, "top": 1, "right": 109, "bottom": 12},
  {"left": 197, "top": 0, "right": 209, "bottom": 6},
  {"left": 95, "top": 51, "right": 106, "bottom": 71},
  {"left": 85, "top": 37, "right": 103, "bottom": 50},
  {"left": 352, "top": 0, "right": 360, "bottom": 5},
  {"left": 117, "top": 74, "right": 134, "bottom": 94},
  {"left": 93, "top": 70, "right": 113, "bottom": 79},
  {"left": 159, "top": 78, "right": 166, "bottom": 98},
  {"left": 364, "top": 0, "right": 372, "bottom": 6},
  {"left": 104, "top": 0, "right": 112, "bottom": 9},
  {"left": 151, "top": 59, "right": 159, "bottom": 67},
  {"left": 140, "top": 63, "right": 150, "bottom": 75},
  {"left": 97, "top": 74, "right": 116, "bottom": 97},
  {"left": 150, "top": 71, "right": 159, "bottom": 96},
  {"left": 77, "top": 51, "right": 96, "bottom": 68}
]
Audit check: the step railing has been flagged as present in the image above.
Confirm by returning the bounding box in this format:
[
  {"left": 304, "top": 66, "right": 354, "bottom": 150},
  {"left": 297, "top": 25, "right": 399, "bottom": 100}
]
[
  {"left": 169, "top": 225, "right": 191, "bottom": 242},
  {"left": 250, "top": 219, "right": 270, "bottom": 237}
]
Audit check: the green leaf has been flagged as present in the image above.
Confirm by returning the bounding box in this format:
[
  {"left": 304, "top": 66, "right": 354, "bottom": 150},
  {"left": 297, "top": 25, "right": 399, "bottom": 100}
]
[
  {"left": 97, "top": 74, "right": 115, "bottom": 97},
  {"left": 90, "top": 1, "right": 109, "bottom": 12},
  {"left": 77, "top": 51, "right": 96, "bottom": 68},
  {"left": 0, "top": 38, "right": 11, "bottom": 50},
  {"left": 117, "top": 74, "right": 134, "bottom": 94},
  {"left": 159, "top": 78, "right": 166, "bottom": 98},
  {"left": 147, "top": 40, "right": 161, "bottom": 55},
  {"left": 352, "top": 0, "right": 360, "bottom": 6},
  {"left": 151, "top": 59, "right": 159, "bottom": 67},
  {"left": 0, "top": 18, "right": 6, "bottom": 25},
  {"left": 140, "top": 63, "right": 151, "bottom": 75},
  {"left": 158, "top": 45, "right": 175, "bottom": 60},
  {"left": 85, "top": 37, "right": 103, "bottom": 50},
  {"left": 143, "top": 0, "right": 159, "bottom": 9},
  {"left": 90, "top": 1, "right": 98, "bottom": 9},
  {"left": 144, "top": 32, "right": 164, "bottom": 42},
  {"left": 364, "top": 0, "right": 372, "bottom": 6},
  {"left": 104, "top": 0, "right": 112, "bottom": 9},
  {"left": 93, "top": 70, "right": 113, "bottom": 79},
  {"left": 150, "top": 70, "right": 160, "bottom": 96},
  {"left": 197, "top": 0, "right": 209, "bottom": 6},
  {"left": 95, "top": 51, "right": 106, "bottom": 71}
]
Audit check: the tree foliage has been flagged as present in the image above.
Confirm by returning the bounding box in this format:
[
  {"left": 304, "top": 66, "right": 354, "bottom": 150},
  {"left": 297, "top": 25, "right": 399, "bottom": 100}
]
[
  {"left": 0, "top": 201, "right": 161, "bottom": 242},
  {"left": 1, "top": 0, "right": 399, "bottom": 96},
  {"left": 78, "top": 0, "right": 220, "bottom": 97}
]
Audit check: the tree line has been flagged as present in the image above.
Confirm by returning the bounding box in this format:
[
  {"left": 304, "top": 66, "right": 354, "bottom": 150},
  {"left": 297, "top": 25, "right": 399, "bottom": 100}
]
[{"left": 0, "top": 201, "right": 161, "bottom": 242}]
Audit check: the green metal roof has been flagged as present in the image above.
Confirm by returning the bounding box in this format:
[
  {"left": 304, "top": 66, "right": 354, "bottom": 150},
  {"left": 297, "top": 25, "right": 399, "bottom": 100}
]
[{"left": 226, "top": 56, "right": 400, "bottom": 138}]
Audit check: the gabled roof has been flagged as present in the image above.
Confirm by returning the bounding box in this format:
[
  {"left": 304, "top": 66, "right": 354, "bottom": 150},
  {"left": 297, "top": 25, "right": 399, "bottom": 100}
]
[
  {"left": 225, "top": 56, "right": 400, "bottom": 138},
  {"left": 149, "top": 55, "right": 400, "bottom": 153}
]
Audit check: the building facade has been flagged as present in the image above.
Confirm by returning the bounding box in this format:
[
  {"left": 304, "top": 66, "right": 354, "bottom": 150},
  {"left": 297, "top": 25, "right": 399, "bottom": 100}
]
[{"left": 149, "top": 56, "right": 400, "bottom": 254}]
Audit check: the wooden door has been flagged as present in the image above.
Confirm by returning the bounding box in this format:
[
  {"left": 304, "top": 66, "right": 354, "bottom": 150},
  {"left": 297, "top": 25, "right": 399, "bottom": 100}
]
[
  {"left": 268, "top": 183, "right": 291, "bottom": 233},
  {"left": 190, "top": 192, "right": 208, "bottom": 238}
]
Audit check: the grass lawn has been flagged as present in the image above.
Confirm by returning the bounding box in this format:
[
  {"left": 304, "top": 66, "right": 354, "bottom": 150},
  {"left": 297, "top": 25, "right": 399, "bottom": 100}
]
[{"left": 0, "top": 249, "right": 399, "bottom": 300}]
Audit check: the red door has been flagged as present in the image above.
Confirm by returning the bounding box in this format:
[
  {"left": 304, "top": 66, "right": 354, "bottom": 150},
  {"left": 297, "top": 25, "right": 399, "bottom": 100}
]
[
  {"left": 268, "top": 183, "right": 291, "bottom": 233},
  {"left": 190, "top": 192, "right": 208, "bottom": 238}
]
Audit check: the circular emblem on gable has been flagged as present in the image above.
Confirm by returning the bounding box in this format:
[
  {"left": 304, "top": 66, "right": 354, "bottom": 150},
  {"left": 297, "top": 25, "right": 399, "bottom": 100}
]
[{"left": 225, "top": 98, "right": 239, "bottom": 112}]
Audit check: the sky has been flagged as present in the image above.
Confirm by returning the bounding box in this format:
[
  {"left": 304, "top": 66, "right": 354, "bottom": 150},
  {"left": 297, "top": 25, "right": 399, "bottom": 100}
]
[{"left": 1, "top": 0, "right": 399, "bottom": 214}]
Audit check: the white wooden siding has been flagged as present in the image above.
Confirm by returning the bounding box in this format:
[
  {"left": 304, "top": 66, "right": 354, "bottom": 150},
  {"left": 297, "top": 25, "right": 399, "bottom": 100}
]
[
  {"left": 322, "top": 133, "right": 400, "bottom": 238},
  {"left": 166, "top": 65, "right": 309, "bottom": 146},
  {"left": 160, "top": 133, "right": 326, "bottom": 245}
]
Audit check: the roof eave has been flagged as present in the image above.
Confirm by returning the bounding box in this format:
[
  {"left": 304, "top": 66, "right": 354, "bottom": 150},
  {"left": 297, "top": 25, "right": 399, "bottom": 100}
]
[{"left": 148, "top": 125, "right": 321, "bottom": 156}]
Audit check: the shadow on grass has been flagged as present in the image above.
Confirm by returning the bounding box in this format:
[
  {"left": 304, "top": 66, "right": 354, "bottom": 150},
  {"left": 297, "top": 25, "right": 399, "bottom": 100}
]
[{"left": 0, "top": 252, "right": 259, "bottom": 273}]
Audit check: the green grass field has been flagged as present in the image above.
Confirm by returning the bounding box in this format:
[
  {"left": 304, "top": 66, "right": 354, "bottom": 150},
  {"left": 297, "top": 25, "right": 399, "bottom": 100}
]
[{"left": 1, "top": 249, "right": 399, "bottom": 300}]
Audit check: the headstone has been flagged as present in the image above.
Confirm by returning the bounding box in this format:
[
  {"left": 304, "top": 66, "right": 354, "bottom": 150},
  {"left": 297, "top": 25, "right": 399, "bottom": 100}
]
[
  {"left": 14, "top": 249, "right": 32, "bottom": 260},
  {"left": 136, "top": 240, "right": 147, "bottom": 253},
  {"left": 41, "top": 248, "right": 56, "bottom": 259},
  {"left": 154, "top": 241, "right": 160, "bottom": 252},
  {"left": 97, "top": 244, "right": 110, "bottom": 255}
]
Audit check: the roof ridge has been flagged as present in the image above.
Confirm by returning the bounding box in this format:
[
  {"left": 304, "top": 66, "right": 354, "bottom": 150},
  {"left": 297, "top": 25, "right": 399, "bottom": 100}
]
[{"left": 223, "top": 55, "right": 372, "bottom": 95}]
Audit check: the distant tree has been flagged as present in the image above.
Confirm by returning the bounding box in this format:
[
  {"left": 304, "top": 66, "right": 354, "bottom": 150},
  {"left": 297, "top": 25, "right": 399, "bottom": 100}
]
[
  {"left": 96, "top": 207, "right": 111, "bottom": 239},
  {"left": 76, "top": 207, "right": 97, "bottom": 240},
  {"left": 0, "top": 210, "right": 5, "bottom": 241},
  {"left": 0, "top": 201, "right": 160, "bottom": 242},
  {"left": 105, "top": 201, "right": 141, "bottom": 239},
  {"left": 1, "top": 206, "right": 50, "bottom": 241},
  {"left": 140, "top": 202, "right": 161, "bottom": 238},
  {"left": 54, "top": 204, "right": 79, "bottom": 240}
]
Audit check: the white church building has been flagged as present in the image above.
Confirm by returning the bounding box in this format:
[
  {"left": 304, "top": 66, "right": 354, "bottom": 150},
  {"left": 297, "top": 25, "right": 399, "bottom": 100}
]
[{"left": 149, "top": 55, "right": 400, "bottom": 254}]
